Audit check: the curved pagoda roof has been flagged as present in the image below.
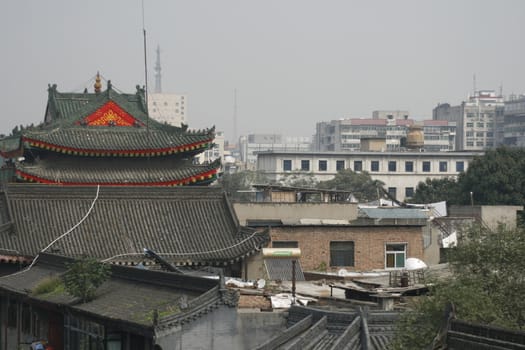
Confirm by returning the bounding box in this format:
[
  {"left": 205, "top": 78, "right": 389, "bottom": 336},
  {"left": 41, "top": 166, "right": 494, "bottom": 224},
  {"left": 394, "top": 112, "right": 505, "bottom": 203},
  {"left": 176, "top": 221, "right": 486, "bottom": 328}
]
[
  {"left": 15, "top": 158, "right": 220, "bottom": 186},
  {"left": 1, "top": 80, "right": 214, "bottom": 157}
]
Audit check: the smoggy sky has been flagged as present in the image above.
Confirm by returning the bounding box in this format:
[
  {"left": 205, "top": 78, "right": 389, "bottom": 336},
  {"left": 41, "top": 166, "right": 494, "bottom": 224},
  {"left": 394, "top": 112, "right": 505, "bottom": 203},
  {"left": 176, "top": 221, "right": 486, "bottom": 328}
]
[{"left": 1, "top": 0, "right": 524, "bottom": 142}]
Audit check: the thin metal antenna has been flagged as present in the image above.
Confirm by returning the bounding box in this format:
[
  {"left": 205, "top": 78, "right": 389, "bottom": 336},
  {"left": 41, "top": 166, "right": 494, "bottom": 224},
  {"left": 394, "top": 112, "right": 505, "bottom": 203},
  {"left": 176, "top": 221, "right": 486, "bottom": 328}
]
[
  {"left": 142, "top": 0, "right": 151, "bottom": 180},
  {"left": 142, "top": 0, "right": 149, "bottom": 117}
]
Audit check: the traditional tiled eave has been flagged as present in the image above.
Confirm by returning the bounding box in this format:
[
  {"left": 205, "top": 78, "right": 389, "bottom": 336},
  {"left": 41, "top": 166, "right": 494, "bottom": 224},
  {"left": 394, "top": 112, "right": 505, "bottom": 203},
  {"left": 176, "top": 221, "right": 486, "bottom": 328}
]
[
  {"left": 15, "top": 168, "right": 218, "bottom": 186},
  {"left": 22, "top": 136, "right": 214, "bottom": 158}
]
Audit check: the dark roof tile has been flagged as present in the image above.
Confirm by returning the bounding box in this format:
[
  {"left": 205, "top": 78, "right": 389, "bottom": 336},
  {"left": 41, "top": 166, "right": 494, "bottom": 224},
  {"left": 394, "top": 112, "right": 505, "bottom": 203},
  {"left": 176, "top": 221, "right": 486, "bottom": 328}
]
[{"left": 0, "top": 184, "right": 269, "bottom": 264}]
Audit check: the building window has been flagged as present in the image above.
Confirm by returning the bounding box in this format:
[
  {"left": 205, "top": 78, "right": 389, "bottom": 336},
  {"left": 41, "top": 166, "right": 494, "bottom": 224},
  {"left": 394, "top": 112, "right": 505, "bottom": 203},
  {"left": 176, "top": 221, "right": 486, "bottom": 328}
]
[
  {"left": 477, "top": 122, "right": 484, "bottom": 127},
  {"left": 456, "top": 161, "right": 464, "bottom": 172},
  {"left": 371, "top": 161, "right": 379, "bottom": 172},
  {"left": 272, "top": 241, "right": 299, "bottom": 248},
  {"left": 354, "top": 160, "right": 363, "bottom": 172},
  {"left": 388, "top": 161, "right": 397, "bottom": 172},
  {"left": 64, "top": 314, "right": 104, "bottom": 350},
  {"left": 7, "top": 300, "right": 17, "bottom": 328},
  {"left": 467, "top": 141, "right": 474, "bottom": 147},
  {"left": 476, "top": 132, "right": 484, "bottom": 138},
  {"left": 405, "top": 187, "right": 414, "bottom": 198},
  {"left": 385, "top": 243, "right": 406, "bottom": 268},
  {"left": 336, "top": 160, "right": 345, "bottom": 171},
  {"left": 318, "top": 160, "right": 328, "bottom": 171},
  {"left": 283, "top": 160, "right": 292, "bottom": 171},
  {"left": 466, "top": 122, "right": 473, "bottom": 127},
  {"left": 439, "top": 161, "right": 448, "bottom": 172},
  {"left": 301, "top": 160, "right": 310, "bottom": 171},
  {"left": 330, "top": 241, "right": 355, "bottom": 267},
  {"left": 388, "top": 187, "right": 397, "bottom": 199},
  {"left": 422, "top": 161, "right": 431, "bottom": 172},
  {"left": 405, "top": 161, "right": 413, "bottom": 172}
]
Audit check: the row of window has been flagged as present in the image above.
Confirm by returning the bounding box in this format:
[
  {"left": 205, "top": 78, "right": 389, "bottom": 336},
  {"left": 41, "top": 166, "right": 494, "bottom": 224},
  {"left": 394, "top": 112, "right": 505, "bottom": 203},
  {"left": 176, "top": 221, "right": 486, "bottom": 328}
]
[
  {"left": 283, "top": 159, "right": 465, "bottom": 173},
  {"left": 273, "top": 241, "right": 407, "bottom": 268}
]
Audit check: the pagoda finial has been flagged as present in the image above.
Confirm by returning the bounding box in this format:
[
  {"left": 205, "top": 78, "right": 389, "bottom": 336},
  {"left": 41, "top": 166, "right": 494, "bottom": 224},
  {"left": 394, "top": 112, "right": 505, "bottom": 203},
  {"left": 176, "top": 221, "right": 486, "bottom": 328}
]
[{"left": 94, "top": 72, "right": 102, "bottom": 94}]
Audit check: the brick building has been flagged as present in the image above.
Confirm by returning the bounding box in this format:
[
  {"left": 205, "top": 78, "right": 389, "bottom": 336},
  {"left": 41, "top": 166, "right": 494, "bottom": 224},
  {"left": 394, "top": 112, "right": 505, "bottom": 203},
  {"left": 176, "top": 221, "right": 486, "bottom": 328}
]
[{"left": 268, "top": 224, "right": 424, "bottom": 272}]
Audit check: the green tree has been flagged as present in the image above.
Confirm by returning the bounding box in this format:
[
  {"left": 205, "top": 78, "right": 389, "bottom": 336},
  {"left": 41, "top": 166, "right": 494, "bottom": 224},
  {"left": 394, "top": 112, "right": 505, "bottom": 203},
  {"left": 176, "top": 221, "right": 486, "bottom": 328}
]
[
  {"left": 457, "top": 147, "right": 525, "bottom": 206},
  {"left": 408, "top": 177, "right": 460, "bottom": 204},
  {"left": 391, "top": 224, "right": 525, "bottom": 349},
  {"left": 278, "top": 171, "right": 319, "bottom": 188},
  {"left": 217, "top": 170, "right": 268, "bottom": 201},
  {"left": 63, "top": 258, "right": 111, "bottom": 303},
  {"left": 317, "top": 169, "right": 384, "bottom": 202}
]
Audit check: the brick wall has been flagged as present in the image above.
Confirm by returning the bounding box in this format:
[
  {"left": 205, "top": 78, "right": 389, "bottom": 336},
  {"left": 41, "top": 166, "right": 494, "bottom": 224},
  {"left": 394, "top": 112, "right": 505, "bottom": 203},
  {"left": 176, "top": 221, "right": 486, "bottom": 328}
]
[{"left": 269, "top": 226, "right": 424, "bottom": 272}]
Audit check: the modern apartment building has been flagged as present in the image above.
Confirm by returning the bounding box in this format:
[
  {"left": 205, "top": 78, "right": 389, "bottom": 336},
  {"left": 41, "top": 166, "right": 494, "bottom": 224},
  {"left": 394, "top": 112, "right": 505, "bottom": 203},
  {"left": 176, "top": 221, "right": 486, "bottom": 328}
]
[
  {"left": 148, "top": 93, "right": 188, "bottom": 127},
  {"left": 256, "top": 150, "right": 481, "bottom": 201},
  {"left": 433, "top": 90, "right": 504, "bottom": 151},
  {"left": 503, "top": 95, "right": 525, "bottom": 147},
  {"left": 314, "top": 118, "right": 455, "bottom": 152}
]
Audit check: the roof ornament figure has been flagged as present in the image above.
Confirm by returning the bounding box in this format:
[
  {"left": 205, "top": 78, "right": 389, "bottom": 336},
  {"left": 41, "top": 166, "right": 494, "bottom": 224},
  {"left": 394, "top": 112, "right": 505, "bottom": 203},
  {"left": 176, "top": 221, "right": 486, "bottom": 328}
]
[{"left": 94, "top": 72, "right": 102, "bottom": 94}]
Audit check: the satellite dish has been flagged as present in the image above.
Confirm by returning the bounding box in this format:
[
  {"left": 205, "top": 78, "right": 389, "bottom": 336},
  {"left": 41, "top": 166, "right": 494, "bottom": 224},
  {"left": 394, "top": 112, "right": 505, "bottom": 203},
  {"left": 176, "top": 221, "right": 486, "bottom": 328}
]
[
  {"left": 337, "top": 268, "right": 348, "bottom": 276},
  {"left": 256, "top": 279, "right": 266, "bottom": 289},
  {"left": 405, "top": 258, "right": 427, "bottom": 270}
]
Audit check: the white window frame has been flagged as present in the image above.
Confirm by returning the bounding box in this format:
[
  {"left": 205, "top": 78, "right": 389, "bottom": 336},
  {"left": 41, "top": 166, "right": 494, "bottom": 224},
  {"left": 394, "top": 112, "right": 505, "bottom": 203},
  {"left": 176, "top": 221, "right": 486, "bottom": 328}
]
[{"left": 385, "top": 243, "right": 407, "bottom": 269}]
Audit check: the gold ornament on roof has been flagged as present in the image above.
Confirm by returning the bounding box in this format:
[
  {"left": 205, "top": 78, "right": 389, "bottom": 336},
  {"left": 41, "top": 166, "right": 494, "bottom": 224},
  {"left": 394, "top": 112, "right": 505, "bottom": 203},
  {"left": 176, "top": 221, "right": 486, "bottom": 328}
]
[{"left": 94, "top": 72, "right": 102, "bottom": 93}]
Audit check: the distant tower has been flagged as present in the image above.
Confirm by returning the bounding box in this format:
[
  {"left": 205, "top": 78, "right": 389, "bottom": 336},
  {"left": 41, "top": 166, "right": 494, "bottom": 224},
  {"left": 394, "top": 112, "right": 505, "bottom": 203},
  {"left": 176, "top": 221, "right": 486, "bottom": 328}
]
[
  {"left": 233, "top": 89, "right": 238, "bottom": 144},
  {"left": 154, "top": 45, "right": 162, "bottom": 93}
]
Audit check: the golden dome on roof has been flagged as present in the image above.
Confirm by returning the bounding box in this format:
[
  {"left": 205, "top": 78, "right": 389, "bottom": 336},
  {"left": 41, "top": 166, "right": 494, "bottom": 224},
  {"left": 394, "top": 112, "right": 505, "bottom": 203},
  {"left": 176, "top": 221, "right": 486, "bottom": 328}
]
[{"left": 94, "top": 72, "right": 102, "bottom": 94}]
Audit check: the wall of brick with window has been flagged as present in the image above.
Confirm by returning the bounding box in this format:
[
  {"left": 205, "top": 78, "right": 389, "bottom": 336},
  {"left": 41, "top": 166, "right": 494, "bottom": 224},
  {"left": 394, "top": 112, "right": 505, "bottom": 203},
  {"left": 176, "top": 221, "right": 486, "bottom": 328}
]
[{"left": 269, "top": 225, "right": 424, "bottom": 271}]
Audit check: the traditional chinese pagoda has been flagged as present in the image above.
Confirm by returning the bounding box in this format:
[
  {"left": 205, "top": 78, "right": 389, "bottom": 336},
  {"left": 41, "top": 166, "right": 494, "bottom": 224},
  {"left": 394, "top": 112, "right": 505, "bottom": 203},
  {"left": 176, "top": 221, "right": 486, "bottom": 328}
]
[{"left": 0, "top": 74, "right": 219, "bottom": 186}]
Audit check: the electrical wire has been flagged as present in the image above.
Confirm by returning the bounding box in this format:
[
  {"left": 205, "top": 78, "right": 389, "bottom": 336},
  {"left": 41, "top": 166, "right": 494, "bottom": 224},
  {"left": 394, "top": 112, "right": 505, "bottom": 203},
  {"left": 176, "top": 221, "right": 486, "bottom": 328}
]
[
  {"left": 101, "top": 230, "right": 260, "bottom": 262},
  {"left": 3, "top": 185, "right": 100, "bottom": 276}
]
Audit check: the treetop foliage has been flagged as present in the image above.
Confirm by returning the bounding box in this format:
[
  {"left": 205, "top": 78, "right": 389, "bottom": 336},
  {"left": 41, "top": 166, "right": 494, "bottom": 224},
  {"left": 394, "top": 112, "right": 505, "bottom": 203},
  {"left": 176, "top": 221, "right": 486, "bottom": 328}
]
[
  {"left": 62, "top": 258, "right": 111, "bottom": 303},
  {"left": 411, "top": 147, "right": 525, "bottom": 206},
  {"left": 391, "top": 223, "right": 525, "bottom": 349}
]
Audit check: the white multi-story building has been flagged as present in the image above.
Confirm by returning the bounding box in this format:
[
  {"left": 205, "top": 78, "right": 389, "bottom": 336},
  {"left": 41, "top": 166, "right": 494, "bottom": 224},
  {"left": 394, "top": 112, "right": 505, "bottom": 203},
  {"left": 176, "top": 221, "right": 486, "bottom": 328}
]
[
  {"left": 238, "top": 133, "right": 312, "bottom": 170},
  {"left": 256, "top": 150, "right": 481, "bottom": 201},
  {"left": 314, "top": 118, "right": 455, "bottom": 152},
  {"left": 196, "top": 130, "right": 225, "bottom": 165},
  {"left": 433, "top": 90, "right": 504, "bottom": 151},
  {"left": 503, "top": 94, "right": 525, "bottom": 147},
  {"left": 148, "top": 93, "right": 188, "bottom": 127}
]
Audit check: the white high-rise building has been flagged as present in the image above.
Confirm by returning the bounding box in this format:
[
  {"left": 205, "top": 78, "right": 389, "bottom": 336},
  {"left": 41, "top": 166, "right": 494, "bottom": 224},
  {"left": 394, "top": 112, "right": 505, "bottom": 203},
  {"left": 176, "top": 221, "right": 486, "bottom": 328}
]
[
  {"left": 148, "top": 93, "right": 188, "bottom": 127},
  {"left": 433, "top": 90, "right": 504, "bottom": 151}
]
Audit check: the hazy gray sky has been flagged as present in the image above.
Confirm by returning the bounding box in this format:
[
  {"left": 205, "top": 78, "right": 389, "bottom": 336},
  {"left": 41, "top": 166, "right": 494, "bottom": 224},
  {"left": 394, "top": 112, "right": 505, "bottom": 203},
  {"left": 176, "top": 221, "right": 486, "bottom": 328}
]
[{"left": 2, "top": 0, "right": 524, "bottom": 141}]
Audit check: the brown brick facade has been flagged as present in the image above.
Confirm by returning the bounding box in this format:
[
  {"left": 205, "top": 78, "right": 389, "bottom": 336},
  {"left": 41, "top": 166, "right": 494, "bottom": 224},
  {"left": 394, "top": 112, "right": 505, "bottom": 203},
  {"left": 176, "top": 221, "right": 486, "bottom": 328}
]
[{"left": 269, "top": 226, "right": 424, "bottom": 272}]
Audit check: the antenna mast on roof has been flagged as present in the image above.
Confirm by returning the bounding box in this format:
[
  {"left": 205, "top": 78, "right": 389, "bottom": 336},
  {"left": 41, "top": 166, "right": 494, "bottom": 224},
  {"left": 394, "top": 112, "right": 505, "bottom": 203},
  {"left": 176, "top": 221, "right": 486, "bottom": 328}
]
[{"left": 142, "top": 0, "right": 149, "bottom": 116}]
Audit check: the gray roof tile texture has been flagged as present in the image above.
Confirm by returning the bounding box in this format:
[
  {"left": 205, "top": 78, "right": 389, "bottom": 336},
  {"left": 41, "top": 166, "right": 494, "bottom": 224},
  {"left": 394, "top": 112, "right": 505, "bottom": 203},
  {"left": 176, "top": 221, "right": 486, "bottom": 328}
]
[
  {"left": 0, "top": 184, "right": 268, "bottom": 264},
  {"left": 0, "top": 253, "right": 221, "bottom": 330}
]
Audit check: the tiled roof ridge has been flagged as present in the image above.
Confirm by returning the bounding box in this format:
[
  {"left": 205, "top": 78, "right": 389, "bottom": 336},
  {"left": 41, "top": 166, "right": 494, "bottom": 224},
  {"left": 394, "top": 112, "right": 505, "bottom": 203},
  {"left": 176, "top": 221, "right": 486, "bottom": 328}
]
[
  {"left": 156, "top": 284, "right": 223, "bottom": 329},
  {"left": 4, "top": 183, "right": 225, "bottom": 199}
]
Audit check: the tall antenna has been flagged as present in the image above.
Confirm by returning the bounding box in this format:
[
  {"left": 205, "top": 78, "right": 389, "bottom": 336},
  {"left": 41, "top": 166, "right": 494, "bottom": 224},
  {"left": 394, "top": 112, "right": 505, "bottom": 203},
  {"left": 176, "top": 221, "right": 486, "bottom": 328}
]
[
  {"left": 154, "top": 45, "right": 162, "bottom": 93},
  {"left": 233, "top": 89, "right": 238, "bottom": 144},
  {"left": 142, "top": 0, "right": 149, "bottom": 113},
  {"left": 142, "top": 0, "right": 151, "bottom": 180}
]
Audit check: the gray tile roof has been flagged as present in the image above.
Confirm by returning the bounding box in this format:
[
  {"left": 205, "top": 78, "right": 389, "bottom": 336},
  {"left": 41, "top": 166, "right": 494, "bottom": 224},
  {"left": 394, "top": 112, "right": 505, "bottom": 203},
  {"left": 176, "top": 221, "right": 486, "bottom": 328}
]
[
  {"left": 15, "top": 158, "right": 220, "bottom": 185},
  {"left": 0, "top": 184, "right": 269, "bottom": 265},
  {"left": 0, "top": 253, "right": 226, "bottom": 333},
  {"left": 22, "top": 127, "right": 214, "bottom": 154},
  {"left": 255, "top": 305, "right": 399, "bottom": 350}
]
